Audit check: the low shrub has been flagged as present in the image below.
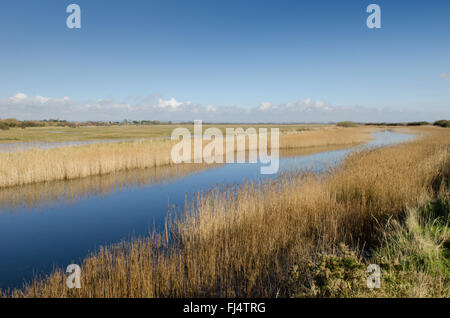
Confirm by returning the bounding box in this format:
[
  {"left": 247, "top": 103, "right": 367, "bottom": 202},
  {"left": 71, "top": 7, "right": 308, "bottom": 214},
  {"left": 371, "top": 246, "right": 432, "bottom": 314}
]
[
  {"left": 434, "top": 120, "right": 450, "bottom": 128},
  {"left": 336, "top": 121, "right": 357, "bottom": 128},
  {"left": 0, "top": 122, "right": 9, "bottom": 130}
]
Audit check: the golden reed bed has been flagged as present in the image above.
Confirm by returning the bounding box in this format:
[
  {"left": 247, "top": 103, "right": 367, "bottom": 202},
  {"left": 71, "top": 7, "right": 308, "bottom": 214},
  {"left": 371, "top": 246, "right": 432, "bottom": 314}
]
[
  {"left": 0, "top": 126, "right": 373, "bottom": 188},
  {"left": 4, "top": 126, "right": 448, "bottom": 297},
  {"left": 0, "top": 145, "right": 352, "bottom": 212}
]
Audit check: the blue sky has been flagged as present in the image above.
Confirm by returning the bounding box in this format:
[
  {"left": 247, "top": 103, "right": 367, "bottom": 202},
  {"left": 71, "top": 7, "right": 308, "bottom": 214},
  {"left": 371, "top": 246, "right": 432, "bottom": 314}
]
[{"left": 0, "top": 0, "right": 449, "bottom": 122}]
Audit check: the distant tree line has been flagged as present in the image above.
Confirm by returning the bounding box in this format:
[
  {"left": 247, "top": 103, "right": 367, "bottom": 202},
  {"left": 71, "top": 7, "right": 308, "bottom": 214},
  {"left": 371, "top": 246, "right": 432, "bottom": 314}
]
[
  {"left": 0, "top": 118, "right": 78, "bottom": 130},
  {"left": 122, "top": 120, "right": 173, "bottom": 125},
  {"left": 1, "top": 118, "right": 448, "bottom": 131},
  {"left": 0, "top": 118, "right": 174, "bottom": 130},
  {"left": 364, "top": 120, "right": 449, "bottom": 127}
]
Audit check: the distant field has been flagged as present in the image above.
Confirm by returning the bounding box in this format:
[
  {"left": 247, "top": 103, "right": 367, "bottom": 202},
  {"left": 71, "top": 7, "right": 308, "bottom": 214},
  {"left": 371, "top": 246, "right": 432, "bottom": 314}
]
[{"left": 0, "top": 124, "right": 331, "bottom": 143}]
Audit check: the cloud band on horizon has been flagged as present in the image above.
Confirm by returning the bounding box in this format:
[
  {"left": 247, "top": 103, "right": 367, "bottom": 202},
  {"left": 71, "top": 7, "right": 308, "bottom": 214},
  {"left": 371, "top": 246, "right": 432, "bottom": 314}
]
[{"left": 0, "top": 92, "right": 448, "bottom": 123}]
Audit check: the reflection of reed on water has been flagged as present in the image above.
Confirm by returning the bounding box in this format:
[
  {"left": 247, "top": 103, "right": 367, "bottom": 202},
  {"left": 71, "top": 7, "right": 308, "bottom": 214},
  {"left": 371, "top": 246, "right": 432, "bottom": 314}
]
[
  {"left": 278, "top": 144, "right": 353, "bottom": 159},
  {"left": 0, "top": 145, "right": 354, "bottom": 213},
  {"left": 0, "top": 163, "right": 219, "bottom": 212}
]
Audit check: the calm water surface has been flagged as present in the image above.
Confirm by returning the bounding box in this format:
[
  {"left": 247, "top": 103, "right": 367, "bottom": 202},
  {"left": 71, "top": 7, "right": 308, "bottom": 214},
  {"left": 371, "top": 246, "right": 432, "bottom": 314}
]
[
  {"left": 0, "top": 139, "right": 137, "bottom": 153},
  {"left": 0, "top": 131, "right": 414, "bottom": 289}
]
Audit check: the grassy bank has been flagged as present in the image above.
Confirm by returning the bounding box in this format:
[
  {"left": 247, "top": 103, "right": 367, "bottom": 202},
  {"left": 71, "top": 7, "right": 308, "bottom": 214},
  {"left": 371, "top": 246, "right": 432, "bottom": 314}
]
[
  {"left": 291, "top": 194, "right": 449, "bottom": 297},
  {"left": 4, "top": 127, "right": 448, "bottom": 298},
  {"left": 0, "top": 126, "right": 373, "bottom": 188}
]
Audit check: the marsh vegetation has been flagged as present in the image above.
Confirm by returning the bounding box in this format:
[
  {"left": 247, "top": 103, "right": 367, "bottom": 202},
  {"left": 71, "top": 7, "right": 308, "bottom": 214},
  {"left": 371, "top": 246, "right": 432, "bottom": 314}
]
[{"left": 2, "top": 126, "right": 448, "bottom": 298}]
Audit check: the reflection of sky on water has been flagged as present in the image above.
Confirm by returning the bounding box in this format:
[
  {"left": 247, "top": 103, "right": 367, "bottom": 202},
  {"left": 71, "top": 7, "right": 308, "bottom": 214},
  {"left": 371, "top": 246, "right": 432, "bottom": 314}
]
[{"left": 0, "top": 139, "right": 137, "bottom": 153}]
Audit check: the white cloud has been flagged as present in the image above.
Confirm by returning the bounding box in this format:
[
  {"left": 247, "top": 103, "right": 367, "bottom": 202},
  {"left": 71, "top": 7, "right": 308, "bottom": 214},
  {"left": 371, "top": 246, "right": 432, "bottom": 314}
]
[
  {"left": 258, "top": 102, "right": 272, "bottom": 111},
  {"left": 206, "top": 105, "right": 217, "bottom": 112},
  {"left": 9, "top": 92, "right": 28, "bottom": 102},
  {"left": 157, "top": 97, "right": 182, "bottom": 110},
  {"left": 35, "top": 96, "right": 49, "bottom": 103},
  {"left": 9, "top": 93, "right": 57, "bottom": 105},
  {"left": 440, "top": 72, "right": 450, "bottom": 79}
]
